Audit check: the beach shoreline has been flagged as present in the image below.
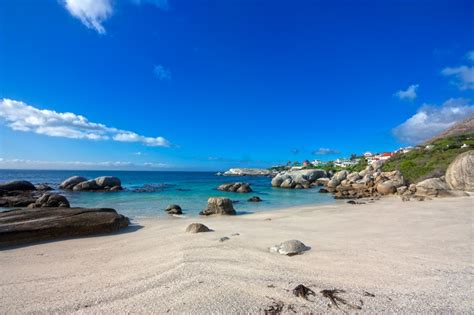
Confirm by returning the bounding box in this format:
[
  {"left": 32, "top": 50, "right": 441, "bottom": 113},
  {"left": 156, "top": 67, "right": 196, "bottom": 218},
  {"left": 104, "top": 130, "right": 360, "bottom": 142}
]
[{"left": 1, "top": 196, "right": 472, "bottom": 313}]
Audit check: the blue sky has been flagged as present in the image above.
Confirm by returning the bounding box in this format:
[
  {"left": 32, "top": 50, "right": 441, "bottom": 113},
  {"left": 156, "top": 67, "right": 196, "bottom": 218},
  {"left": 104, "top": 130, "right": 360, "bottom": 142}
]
[{"left": 0, "top": 0, "right": 473, "bottom": 171}]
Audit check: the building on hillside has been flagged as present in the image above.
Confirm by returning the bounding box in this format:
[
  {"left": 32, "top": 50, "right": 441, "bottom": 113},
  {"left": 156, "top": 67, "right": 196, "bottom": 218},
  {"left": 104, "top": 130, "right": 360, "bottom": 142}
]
[
  {"left": 363, "top": 152, "right": 373, "bottom": 157},
  {"left": 334, "top": 158, "right": 359, "bottom": 168}
]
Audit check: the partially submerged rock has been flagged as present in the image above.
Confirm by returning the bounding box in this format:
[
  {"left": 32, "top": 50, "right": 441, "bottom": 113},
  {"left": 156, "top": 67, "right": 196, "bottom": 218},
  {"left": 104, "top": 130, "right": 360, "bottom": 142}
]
[
  {"left": 217, "top": 182, "right": 252, "bottom": 193},
  {"left": 0, "top": 207, "right": 130, "bottom": 247},
  {"left": 185, "top": 223, "right": 211, "bottom": 233},
  {"left": 200, "top": 197, "right": 236, "bottom": 215},
  {"left": 59, "top": 176, "right": 87, "bottom": 190},
  {"left": 165, "top": 204, "right": 182, "bottom": 215},
  {"left": 270, "top": 240, "right": 310, "bottom": 256},
  {"left": 35, "top": 184, "right": 53, "bottom": 191},
  {"left": 220, "top": 168, "right": 271, "bottom": 176},
  {"left": 248, "top": 196, "right": 262, "bottom": 202},
  {"left": 445, "top": 150, "right": 474, "bottom": 191}
]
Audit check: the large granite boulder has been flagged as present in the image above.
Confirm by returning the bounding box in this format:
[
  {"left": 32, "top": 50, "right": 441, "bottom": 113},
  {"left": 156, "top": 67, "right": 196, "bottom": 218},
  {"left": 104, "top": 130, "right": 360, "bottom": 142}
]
[
  {"left": 72, "top": 179, "right": 100, "bottom": 191},
  {"left": 445, "top": 150, "right": 474, "bottom": 192},
  {"left": 0, "top": 207, "right": 130, "bottom": 247},
  {"left": 59, "top": 176, "right": 88, "bottom": 190},
  {"left": 35, "top": 184, "right": 53, "bottom": 191},
  {"left": 200, "top": 197, "right": 236, "bottom": 215},
  {"left": 30, "top": 193, "right": 70, "bottom": 208},
  {"left": 271, "top": 169, "right": 326, "bottom": 189},
  {"left": 415, "top": 178, "right": 452, "bottom": 197},
  {"left": 217, "top": 182, "right": 252, "bottom": 193},
  {"left": 95, "top": 176, "right": 121, "bottom": 189},
  {"left": 0, "top": 181, "right": 36, "bottom": 192}
]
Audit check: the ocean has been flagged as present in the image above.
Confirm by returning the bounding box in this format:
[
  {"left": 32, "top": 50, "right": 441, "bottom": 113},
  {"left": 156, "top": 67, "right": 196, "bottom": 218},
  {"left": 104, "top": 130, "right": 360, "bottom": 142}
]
[{"left": 0, "top": 170, "right": 335, "bottom": 219}]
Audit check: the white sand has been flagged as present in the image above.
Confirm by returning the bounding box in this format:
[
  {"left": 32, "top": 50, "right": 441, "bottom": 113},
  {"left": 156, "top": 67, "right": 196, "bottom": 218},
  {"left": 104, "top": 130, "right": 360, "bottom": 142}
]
[{"left": 1, "top": 196, "right": 473, "bottom": 314}]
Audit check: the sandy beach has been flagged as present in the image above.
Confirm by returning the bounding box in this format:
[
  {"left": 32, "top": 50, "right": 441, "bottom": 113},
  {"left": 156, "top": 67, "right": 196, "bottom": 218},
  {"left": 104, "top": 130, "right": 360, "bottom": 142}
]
[{"left": 1, "top": 196, "right": 472, "bottom": 314}]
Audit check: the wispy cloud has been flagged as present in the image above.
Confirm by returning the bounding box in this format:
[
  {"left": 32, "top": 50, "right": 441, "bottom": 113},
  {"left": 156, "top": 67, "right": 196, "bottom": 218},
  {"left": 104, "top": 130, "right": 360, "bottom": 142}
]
[
  {"left": 394, "top": 84, "right": 419, "bottom": 101},
  {"left": 441, "top": 51, "right": 474, "bottom": 90},
  {"left": 312, "top": 148, "right": 340, "bottom": 155},
  {"left": 62, "top": 0, "right": 113, "bottom": 34},
  {"left": 154, "top": 65, "right": 172, "bottom": 80},
  {"left": 131, "top": 0, "right": 169, "bottom": 10},
  {"left": 0, "top": 98, "right": 171, "bottom": 147},
  {"left": 393, "top": 98, "right": 474, "bottom": 144},
  {"left": 61, "top": 0, "right": 169, "bottom": 34},
  {"left": 0, "top": 158, "right": 168, "bottom": 170}
]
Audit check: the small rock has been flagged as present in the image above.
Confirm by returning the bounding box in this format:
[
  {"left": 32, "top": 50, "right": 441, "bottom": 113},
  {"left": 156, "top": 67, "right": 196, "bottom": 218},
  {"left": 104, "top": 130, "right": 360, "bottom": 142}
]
[
  {"left": 219, "top": 237, "right": 230, "bottom": 242},
  {"left": 270, "top": 240, "right": 309, "bottom": 256},
  {"left": 248, "top": 196, "right": 262, "bottom": 202},
  {"left": 185, "top": 223, "right": 211, "bottom": 233},
  {"left": 200, "top": 197, "right": 236, "bottom": 216},
  {"left": 35, "top": 184, "right": 53, "bottom": 191}
]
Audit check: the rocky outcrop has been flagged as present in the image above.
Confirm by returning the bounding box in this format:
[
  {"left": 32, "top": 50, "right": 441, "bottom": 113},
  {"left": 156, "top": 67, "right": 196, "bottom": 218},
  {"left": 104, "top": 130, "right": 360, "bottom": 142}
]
[
  {"left": 220, "top": 168, "right": 271, "bottom": 176},
  {"left": 200, "top": 197, "right": 236, "bottom": 215},
  {"left": 445, "top": 150, "right": 474, "bottom": 192},
  {"left": 35, "top": 184, "right": 53, "bottom": 191},
  {"left": 0, "top": 181, "right": 36, "bottom": 192},
  {"left": 165, "top": 204, "right": 182, "bottom": 215},
  {"left": 322, "top": 162, "right": 406, "bottom": 199},
  {"left": 60, "top": 176, "right": 122, "bottom": 192},
  {"left": 217, "top": 182, "right": 252, "bottom": 193},
  {"left": 0, "top": 193, "right": 37, "bottom": 208},
  {"left": 29, "top": 193, "right": 70, "bottom": 208},
  {"left": 271, "top": 169, "right": 327, "bottom": 189},
  {"left": 0, "top": 207, "right": 130, "bottom": 247},
  {"left": 185, "top": 223, "right": 211, "bottom": 233}
]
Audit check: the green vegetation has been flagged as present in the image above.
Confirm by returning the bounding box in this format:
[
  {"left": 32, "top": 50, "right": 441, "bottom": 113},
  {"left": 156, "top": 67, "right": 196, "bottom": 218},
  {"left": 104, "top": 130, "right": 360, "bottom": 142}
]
[
  {"left": 345, "top": 158, "right": 368, "bottom": 173},
  {"left": 382, "top": 132, "right": 474, "bottom": 184}
]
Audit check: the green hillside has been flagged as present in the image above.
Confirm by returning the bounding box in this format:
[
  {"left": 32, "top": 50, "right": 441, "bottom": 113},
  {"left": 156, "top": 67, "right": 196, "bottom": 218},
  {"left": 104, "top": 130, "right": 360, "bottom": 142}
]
[{"left": 382, "top": 132, "right": 474, "bottom": 183}]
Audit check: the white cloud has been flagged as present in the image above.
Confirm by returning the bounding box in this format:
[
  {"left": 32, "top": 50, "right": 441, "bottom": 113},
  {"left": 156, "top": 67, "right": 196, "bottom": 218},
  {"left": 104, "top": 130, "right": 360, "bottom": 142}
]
[
  {"left": 154, "top": 65, "right": 172, "bottom": 80},
  {"left": 0, "top": 98, "right": 171, "bottom": 147},
  {"left": 441, "top": 66, "right": 474, "bottom": 90},
  {"left": 62, "top": 0, "right": 113, "bottom": 34},
  {"left": 312, "top": 148, "right": 340, "bottom": 155},
  {"left": 0, "top": 158, "right": 168, "bottom": 170},
  {"left": 394, "top": 84, "right": 419, "bottom": 101},
  {"left": 393, "top": 98, "right": 474, "bottom": 144},
  {"left": 131, "top": 0, "right": 169, "bottom": 10}
]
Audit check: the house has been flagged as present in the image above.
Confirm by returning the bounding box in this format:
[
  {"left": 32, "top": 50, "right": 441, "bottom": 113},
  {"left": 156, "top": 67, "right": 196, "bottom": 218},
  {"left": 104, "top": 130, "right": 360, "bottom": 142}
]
[
  {"left": 377, "top": 152, "right": 394, "bottom": 161},
  {"left": 363, "top": 152, "right": 373, "bottom": 157},
  {"left": 333, "top": 158, "right": 358, "bottom": 168}
]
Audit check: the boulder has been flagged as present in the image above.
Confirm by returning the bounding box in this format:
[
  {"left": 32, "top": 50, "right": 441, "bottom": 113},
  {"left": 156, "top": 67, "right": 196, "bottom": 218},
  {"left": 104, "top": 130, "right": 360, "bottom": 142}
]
[
  {"left": 165, "top": 204, "right": 182, "bottom": 215},
  {"left": 415, "top": 178, "right": 453, "bottom": 197},
  {"left": 95, "top": 176, "right": 121, "bottom": 189},
  {"left": 59, "top": 176, "right": 87, "bottom": 190},
  {"left": 270, "top": 240, "right": 310, "bottom": 256},
  {"left": 72, "top": 179, "right": 100, "bottom": 191},
  {"left": 397, "top": 186, "right": 408, "bottom": 195},
  {"left": 248, "top": 196, "right": 262, "bottom": 202},
  {"left": 217, "top": 182, "right": 252, "bottom": 193},
  {"left": 0, "top": 181, "right": 36, "bottom": 192},
  {"left": 315, "top": 177, "right": 330, "bottom": 186},
  {"left": 376, "top": 182, "right": 397, "bottom": 195},
  {"left": 445, "top": 150, "right": 474, "bottom": 191},
  {"left": 200, "top": 197, "right": 236, "bottom": 215},
  {"left": 31, "top": 193, "right": 70, "bottom": 208},
  {"left": 0, "top": 207, "right": 130, "bottom": 247},
  {"left": 185, "top": 223, "right": 211, "bottom": 233}
]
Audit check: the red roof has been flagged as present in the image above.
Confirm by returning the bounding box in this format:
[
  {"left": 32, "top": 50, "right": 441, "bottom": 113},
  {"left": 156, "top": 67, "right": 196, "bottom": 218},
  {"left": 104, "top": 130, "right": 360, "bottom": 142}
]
[{"left": 381, "top": 152, "right": 393, "bottom": 157}]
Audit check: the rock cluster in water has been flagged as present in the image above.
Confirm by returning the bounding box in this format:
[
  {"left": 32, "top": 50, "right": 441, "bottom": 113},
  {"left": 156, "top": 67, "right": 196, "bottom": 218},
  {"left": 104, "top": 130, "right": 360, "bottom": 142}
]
[
  {"left": 217, "top": 182, "right": 252, "bottom": 193},
  {"left": 0, "top": 180, "right": 70, "bottom": 208},
  {"left": 60, "top": 176, "right": 123, "bottom": 192},
  {"left": 218, "top": 168, "right": 271, "bottom": 176}
]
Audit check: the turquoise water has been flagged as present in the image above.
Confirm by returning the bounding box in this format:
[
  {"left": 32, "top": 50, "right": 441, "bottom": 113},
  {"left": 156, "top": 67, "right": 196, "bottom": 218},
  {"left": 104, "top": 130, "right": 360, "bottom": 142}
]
[{"left": 0, "top": 170, "right": 335, "bottom": 219}]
